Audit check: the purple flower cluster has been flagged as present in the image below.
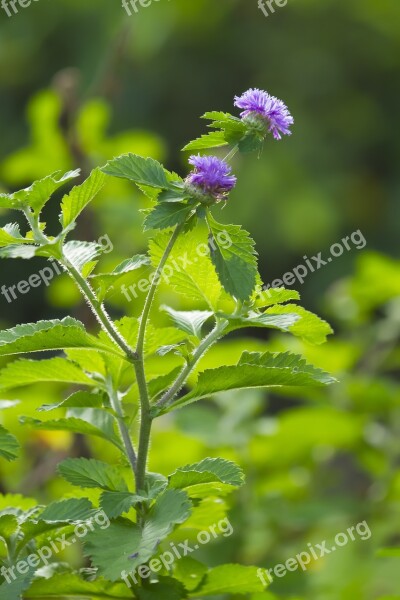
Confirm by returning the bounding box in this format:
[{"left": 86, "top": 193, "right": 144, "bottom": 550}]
[
  {"left": 234, "top": 88, "right": 294, "bottom": 140},
  {"left": 186, "top": 155, "right": 237, "bottom": 201}
]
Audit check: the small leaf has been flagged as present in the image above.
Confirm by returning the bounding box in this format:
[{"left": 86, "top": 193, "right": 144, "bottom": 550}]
[
  {"left": 0, "top": 358, "right": 96, "bottom": 391},
  {"left": 38, "top": 390, "right": 105, "bottom": 412},
  {"left": 39, "top": 498, "right": 94, "bottom": 523},
  {"left": 58, "top": 457, "right": 128, "bottom": 491},
  {"left": 144, "top": 202, "right": 193, "bottom": 231},
  {"left": 207, "top": 213, "right": 258, "bottom": 301},
  {"left": 161, "top": 305, "right": 213, "bottom": 338},
  {"left": 254, "top": 286, "right": 300, "bottom": 308},
  {"left": 0, "top": 169, "right": 80, "bottom": 214},
  {"left": 61, "top": 167, "right": 106, "bottom": 230},
  {"left": 0, "top": 223, "right": 30, "bottom": 248},
  {"left": 169, "top": 458, "right": 244, "bottom": 489},
  {"left": 192, "top": 564, "right": 266, "bottom": 596},
  {"left": 136, "top": 577, "right": 187, "bottom": 600},
  {"left": 0, "top": 424, "right": 20, "bottom": 461},
  {"left": 100, "top": 491, "right": 144, "bottom": 519},
  {"left": 182, "top": 131, "right": 228, "bottom": 152},
  {"left": 102, "top": 154, "right": 169, "bottom": 189},
  {"left": 63, "top": 240, "right": 102, "bottom": 272},
  {"left": 263, "top": 304, "right": 333, "bottom": 344},
  {"left": 22, "top": 574, "right": 132, "bottom": 599},
  {"left": 0, "top": 317, "right": 123, "bottom": 358},
  {"left": 148, "top": 367, "right": 182, "bottom": 401}
]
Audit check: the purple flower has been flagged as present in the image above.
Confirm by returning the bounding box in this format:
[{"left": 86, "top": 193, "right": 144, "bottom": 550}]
[
  {"left": 186, "top": 155, "right": 237, "bottom": 201},
  {"left": 234, "top": 88, "right": 294, "bottom": 140}
]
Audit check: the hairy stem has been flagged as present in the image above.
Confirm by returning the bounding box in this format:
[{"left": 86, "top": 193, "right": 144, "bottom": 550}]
[
  {"left": 134, "top": 222, "right": 185, "bottom": 494},
  {"left": 156, "top": 319, "right": 228, "bottom": 411},
  {"left": 61, "top": 257, "right": 139, "bottom": 362},
  {"left": 107, "top": 380, "right": 137, "bottom": 477}
]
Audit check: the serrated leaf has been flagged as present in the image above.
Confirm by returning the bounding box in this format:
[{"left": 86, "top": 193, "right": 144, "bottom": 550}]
[
  {"left": 161, "top": 306, "right": 213, "bottom": 339},
  {"left": 263, "top": 304, "right": 333, "bottom": 344},
  {"left": 61, "top": 167, "right": 106, "bottom": 229},
  {"left": 224, "top": 312, "right": 300, "bottom": 334},
  {"left": 174, "top": 557, "right": 208, "bottom": 592},
  {"left": 38, "top": 390, "right": 105, "bottom": 412},
  {"left": 0, "top": 169, "right": 80, "bottom": 214},
  {"left": 90, "top": 254, "right": 151, "bottom": 301},
  {"left": 58, "top": 457, "right": 128, "bottom": 491},
  {"left": 182, "top": 131, "right": 228, "bottom": 152},
  {"left": 0, "top": 513, "right": 19, "bottom": 539},
  {"left": 39, "top": 498, "right": 94, "bottom": 523},
  {"left": 0, "top": 358, "right": 96, "bottom": 391},
  {"left": 85, "top": 489, "right": 191, "bottom": 581},
  {"left": 100, "top": 491, "right": 144, "bottom": 518},
  {"left": 102, "top": 154, "right": 169, "bottom": 189},
  {"left": 164, "top": 352, "right": 335, "bottom": 412},
  {"left": 0, "top": 424, "right": 20, "bottom": 461},
  {"left": 64, "top": 240, "right": 102, "bottom": 272},
  {"left": 192, "top": 564, "right": 266, "bottom": 596},
  {"left": 148, "top": 367, "right": 182, "bottom": 401},
  {"left": 149, "top": 228, "right": 222, "bottom": 310},
  {"left": 0, "top": 317, "right": 123, "bottom": 358},
  {"left": 0, "top": 244, "right": 39, "bottom": 259},
  {"left": 169, "top": 458, "right": 244, "bottom": 489},
  {"left": 0, "top": 223, "right": 30, "bottom": 248},
  {"left": 207, "top": 213, "right": 258, "bottom": 301},
  {"left": 20, "top": 409, "right": 123, "bottom": 451},
  {"left": 254, "top": 286, "right": 300, "bottom": 308},
  {"left": 144, "top": 202, "right": 193, "bottom": 231}
]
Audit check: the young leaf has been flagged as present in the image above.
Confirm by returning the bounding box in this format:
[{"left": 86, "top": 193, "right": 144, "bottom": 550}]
[
  {"left": 85, "top": 489, "right": 191, "bottom": 581},
  {"left": 207, "top": 213, "right": 258, "bottom": 301},
  {"left": 162, "top": 351, "right": 335, "bottom": 412},
  {"left": 58, "top": 457, "right": 128, "bottom": 491},
  {"left": 263, "top": 304, "right": 333, "bottom": 344},
  {"left": 102, "top": 154, "right": 169, "bottom": 189},
  {"left": 161, "top": 306, "right": 213, "bottom": 339},
  {"left": 254, "top": 286, "right": 300, "bottom": 308},
  {"left": 60, "top": 167, "right": 106, "bottom": 230},
  {"left": 38, "top": 498, "right": 94, "bottom": 523},
  {"left": 0, "top": 223, "right": 31, "bottom": 248},
  {"left": 182, "top": 131, "right": 228, "bottom": 152},
  {"left": 38, "top": 390, "right": 105, "bottom": 412},
  {"left": 90, "top": 254, "right": 151, "bottom": 300},
  {"left": 169, "top": 458, "right": 244, "bottom": 489},
  {"left": 0, "top": 424, "right": 20, "bottom": 461},
  {"left": 22, "top": 574, "right": 133, "bottom": 599},
  {"left": 0, "top": 317, "right": 123, "bottom": 358},
  {"left": 144, "top": 202, "right": 193, "bottom": 231},
  {"left": 0, "top": 169, "right": 80, "bottom": 214},
  {"left": 63, "top": 240, "right": 102, "bottom": 272},
  {"left": 136, "top": 577, "right": 187, "bottom": 600},
  {"left": 192, "top": 564, "right": 266, "bottom": 596},
  {"left": 0, "top": 358, "right": 96, "bottom": 391},
  {"left": 100, "top": 491, "right": 145, "bottom": 518}
]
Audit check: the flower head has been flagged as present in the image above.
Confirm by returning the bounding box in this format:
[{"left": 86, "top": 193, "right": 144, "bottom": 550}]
[
  {"left": 234, "top": 88, "right": 294, "bottom": 140},
  {"left": 186, "top": 155, "right": 237, "bottom": 203}
]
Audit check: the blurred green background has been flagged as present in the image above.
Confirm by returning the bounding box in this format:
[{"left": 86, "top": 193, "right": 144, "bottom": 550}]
[{"left": 0, "top": 1, "right": 400, "bottom": 599}]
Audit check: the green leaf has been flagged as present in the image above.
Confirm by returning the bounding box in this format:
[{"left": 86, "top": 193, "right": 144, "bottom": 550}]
[
  {"left": 254, "top": 286, "right": 301, "bottom": 308},
  {"left": 161, "top": 306, "right": 213, "bottom": 339},
  {"left": 61, "top": 167, "right": 106, "bottom": 230},
  {"left": 64, "top": 240, "right": 102, "bottom": 272},
  {"left": 136, "top": 577, "right": 187, "bottom": 600},
  {"left": 24, "top": 574, "right": 133, "bottom": 599},
  {"left": 0, "top": 244, "right": 39, "bottom": 259},
  {"left": 149, "top": 228, "right": 222, "bottom": 310},
  {"left": 148, "top": 367, "right": 182, "bottom": 401},
  {"left": 0, "top": 317, "right": 123, "bottom": 358},
  {"left": 20, "top": 409, "right": 123, "bottom": 451},
  {"left": 102, "top": 154, "right": 169, "bottom": 189},
  {"left": 0, "top": 223, "right": 31, "bottom": 248},
  {"left": 174, "top": 557, "right": 208, "bottom": 592},
  {"left": 39, "top": 498, "right": 94, "bottom": 523},
  {"left": 191, "top": 564, "right": 266, "bottom": 596},
  {"left": 100, "top": 491, "right": 144, "bottom": 518},
  {"left": 263, "top": 304, "right": 333, "bottom": 344},
  {"left": 0, "top": 358, "right": 96, "bottom": 391},
  {"left": 0, "top": 425, "right": 20, "bottom": 461},
  {"left": 58, "top": 457, "right": 128, "bottom": 491},
  {"left": 164, "top": 351, "right": 335, "bottom": 412},
  {"left": 0, "top": 513, "right": 19, "bottom": 539},
  {"left": 38, "top": 390, "right": 105, "bottom": 412},
  {"left": 169, "top": 458, "right": 244, "bottom": 490},
  {"left": 207, "top": 213, "right": 258, "bottom": 301},
  {"left": 85, "top": 489, "right": 191, "bottom": 581},
  {"left": 223, "top": 312, "right": 300, "bottom": 335},
  {"left": 144, "top": 202, "right": 193, "bottom": 231},
  {"left": 90, "top": 254, "right": 151, "bottom": 300},
  {"left": 0, "top": 169, "right": 80, "bottom": 214},
  {"left": 182, "top": 131, "right": 228, "bottom": 152}
]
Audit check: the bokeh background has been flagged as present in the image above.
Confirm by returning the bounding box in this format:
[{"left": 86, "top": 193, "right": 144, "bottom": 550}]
[{"left": 0, "top": 1, "right": 399, "bottom": 599}]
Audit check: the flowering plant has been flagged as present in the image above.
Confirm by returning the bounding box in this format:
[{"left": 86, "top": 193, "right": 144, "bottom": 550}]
[{"left": 0, "top": 90, "right": 334, "bottom": 599}]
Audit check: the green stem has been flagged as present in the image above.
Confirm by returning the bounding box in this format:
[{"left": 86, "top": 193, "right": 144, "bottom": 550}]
[
  {"left": 156, "top": 319, "right": 228, "bottom": 411},
  {"left": 107, "top": 380, "right": 137, "bottom": 478},
  {"left": 134, "top": 222, "right": 185, "bottom": 494},
  {"left": 61, "top": 257, "right": 139, "bottom": 362}
]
